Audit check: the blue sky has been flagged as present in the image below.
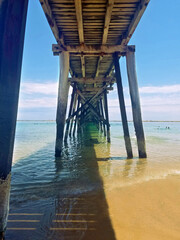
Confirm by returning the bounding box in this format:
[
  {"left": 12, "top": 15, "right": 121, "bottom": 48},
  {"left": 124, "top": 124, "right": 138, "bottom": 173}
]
[{"left": 18, "top": 0, "right": 180, "bottom": 120}]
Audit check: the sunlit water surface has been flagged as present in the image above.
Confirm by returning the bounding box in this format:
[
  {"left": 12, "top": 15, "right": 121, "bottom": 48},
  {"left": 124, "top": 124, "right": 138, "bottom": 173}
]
[{"left": 5, "top": 121, "right": 180, "bottom": 240}]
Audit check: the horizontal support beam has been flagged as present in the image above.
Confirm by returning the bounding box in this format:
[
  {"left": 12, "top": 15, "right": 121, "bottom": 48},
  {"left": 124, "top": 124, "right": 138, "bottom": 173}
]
[
  {"left": 69, "top": 77, "right": 115, "bottom": 84},
  {"left": 82, "top": 87, "right": 113, "bottom": 92},
  {"left": 52, "top": 44, "right": 127, "bottom": 55},
  {"left": 80, "top": 92, "right": 109, "bottom": 97},
  {"left": 70, "top": 52, "right": 117, "bottom": 56}
]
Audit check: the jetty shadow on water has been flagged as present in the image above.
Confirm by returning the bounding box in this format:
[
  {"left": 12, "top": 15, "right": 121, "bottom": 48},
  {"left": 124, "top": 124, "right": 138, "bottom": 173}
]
[{"left": 5, "top": 123, "right": 116, "bottom": 240}]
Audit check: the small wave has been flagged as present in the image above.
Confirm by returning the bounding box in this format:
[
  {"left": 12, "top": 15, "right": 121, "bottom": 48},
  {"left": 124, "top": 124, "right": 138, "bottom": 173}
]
[
  {"left": 142, "top": 169, "right": 180, "bottom": 182},
  {"left": 106, "top": 169, "right": 180, "bottom": 189}
]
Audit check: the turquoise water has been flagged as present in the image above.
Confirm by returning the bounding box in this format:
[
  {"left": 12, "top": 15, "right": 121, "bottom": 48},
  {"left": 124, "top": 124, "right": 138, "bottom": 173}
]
[
  {"left": 5, "top": 121, "right": 180, "bottom": 240},
  {"left": 13, "top": 121, "right": 180, "bottom": 164}
]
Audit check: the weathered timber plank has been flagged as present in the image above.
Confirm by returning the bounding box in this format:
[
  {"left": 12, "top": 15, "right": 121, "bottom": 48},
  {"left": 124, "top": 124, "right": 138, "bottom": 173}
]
[
  {"left": 75, "top": 0, "right": 84, "bottom": 43},
  {"left": 52, "top": 44, "right": 127, "bottom": 54},
  {"left": 103, "top": 0, "right": 114, "bottom": 44},
  {"left": 69, "top": 77, "right": 114, "bottom": 84}
]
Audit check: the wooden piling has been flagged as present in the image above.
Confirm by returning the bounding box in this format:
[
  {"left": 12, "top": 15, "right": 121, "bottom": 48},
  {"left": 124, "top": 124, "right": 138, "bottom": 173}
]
[
  {"left": 97, "top": 101, "right": 103, "bottom": 132},
  {"left": 69, "top": 94, "right": 78, "bottom": 136},
  {"left": 103, "top": 90, "right": 111, "bottom": 142},
  {"left": 113, "top": 52, "right": 133, "bottom": 158},
  {"left": 0, "top": 0, "right": 29, "bottom": 234},
  {"left": 73, "top": 96, "right": 81, "bottom": 136},
  {"left": 77, "top": 102, "right": 81, "bottom": 133},
  {"left": 64, "top": 84, "right": 76, "bottom": 140},
  {"left": 55, "top": 51, "right": 70, "bottom": 157},
  {"left": 100, "top": 98, "right": 106, "bottom": 136},
  {"left": 126, "top": 46, "right": 147, "bottom": 158}
]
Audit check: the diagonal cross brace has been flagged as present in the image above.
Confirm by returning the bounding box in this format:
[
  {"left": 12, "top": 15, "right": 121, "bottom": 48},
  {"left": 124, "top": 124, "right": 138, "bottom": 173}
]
[
  {"left": 66, "top": 84, "right": 110, "bottom": 123},
  {"left": 76, "top": 90, "right": 109, "bottom": 125}
]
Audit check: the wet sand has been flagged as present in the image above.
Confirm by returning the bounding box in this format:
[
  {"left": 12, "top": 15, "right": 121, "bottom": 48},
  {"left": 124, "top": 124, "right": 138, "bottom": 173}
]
[{"left": 103, "top": 176, "right": 180, "bottom": 240}]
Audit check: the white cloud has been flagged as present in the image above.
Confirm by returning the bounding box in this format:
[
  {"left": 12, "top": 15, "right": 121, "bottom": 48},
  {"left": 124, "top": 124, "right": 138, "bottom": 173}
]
[
  {"left": 20, "top": 81, "right": 73, "bottom": 96},
  {"left": 21, "top": 82, "right": 58, "bottom": 95},
  {"left": 18, "top": 82, "right": 180, "bottom": 120},
  {"left": 139, "top": 84, "right": 180, "bottom": 94},
  {"left": 19, "top": 97, "right": 57, "bottom": 108},
  {"left": 108, "top": 94, "right": 180, "bottom": 109},
  {"left": 107, "top": 86, "right": 180, "bottom": 120},
  {"left": 141, "top": 94, "right": 180, "bottom": 106},
  {"left": 19, "top": 81, "right": 73, "bottom": 109}
]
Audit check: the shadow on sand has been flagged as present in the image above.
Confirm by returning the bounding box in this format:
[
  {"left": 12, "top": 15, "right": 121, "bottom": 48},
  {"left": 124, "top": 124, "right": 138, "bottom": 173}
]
[{"left": 5, "top": 123, "right": 116, "bottom": 240}]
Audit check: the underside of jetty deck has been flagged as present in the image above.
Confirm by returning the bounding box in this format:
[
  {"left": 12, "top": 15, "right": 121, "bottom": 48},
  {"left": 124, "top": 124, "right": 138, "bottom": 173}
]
[{"left": 0, "top": 0, "right": 150, "bottom": 237}]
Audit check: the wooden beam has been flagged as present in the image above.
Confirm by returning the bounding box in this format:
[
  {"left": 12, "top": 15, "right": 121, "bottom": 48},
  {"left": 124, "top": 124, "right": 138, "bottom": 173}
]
[
  {"left": 113, "top": 52, "right": 133, "bottom": 158},
  {"left": 69, "top": 93, "right": 78, "bottom": 137},
  {"left": 102, "top": 0, "right": 114, "bottom": 44},
  {"left": 95, "top": 56, "right": 103, "bottom": 78},
  {"left": 82, "top": 87, "right": 113, "bottom": 92},
  {"left": 39, "top": 0, "right": 65, "bottom": 48},
  {"left": 52, "top": 44, "right": 127, "bottom": 55},
  {"left": 69, "top": 77, "right": 115, "bottom": 84},
  {"left": 66, "top": 84, "right": 110, "bottom": 123},
  {"left": 126, "top": 46, "right": 147, "bottom": 158},
  {"left": 70, "top": 52, "right": 120, "bottom": 57},
  {"left": 73, "top": 96, "right": 81, "bottom": 136},
  {"left": 105, "top": 61, "right": 115, "bottom": 78},
  {"left": 94, "top": 0, "right": 114, "bottom": 80},
  {"left": 100, "top": 98, "right": 106, "bottom": 136},
  {"left": 97, "top": 101, "right": 103, "bottom": 132},
  {"left": 76, "top": 90, "right": 106, "bottom": 123},
  {"left": 84, "top": 83, "right": 111, "bottom": 101},
  {"left": 121, "top": 0, "right": 150, "bottom": 45},
  {"left": 75, "top": 0, "right": 84, "bottom": 43},
  {"left": 64, "top": 84, "right": 76, "bottom": 141},
  {"left": 74, "top": 0, "right": 85, "bottom": 78},
  {"left": 103, "top": 89, "right": 110, "bottom": 142}
]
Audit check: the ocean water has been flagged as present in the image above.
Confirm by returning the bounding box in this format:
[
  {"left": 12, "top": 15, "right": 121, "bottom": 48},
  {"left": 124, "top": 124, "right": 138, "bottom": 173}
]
[{"left": 5, "top": 121, "right": 180, "bottom": 240}]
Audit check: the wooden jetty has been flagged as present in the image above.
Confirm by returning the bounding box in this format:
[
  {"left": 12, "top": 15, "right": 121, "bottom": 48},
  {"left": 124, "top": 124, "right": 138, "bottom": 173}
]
[{"left": 0, "top": 0, "right": 150, "bottom": 237}]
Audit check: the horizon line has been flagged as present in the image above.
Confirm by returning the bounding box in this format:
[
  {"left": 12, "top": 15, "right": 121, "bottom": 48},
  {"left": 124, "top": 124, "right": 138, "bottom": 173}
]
[{"left": 16, "top": 120, "right": 180, "bottom": 122}]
